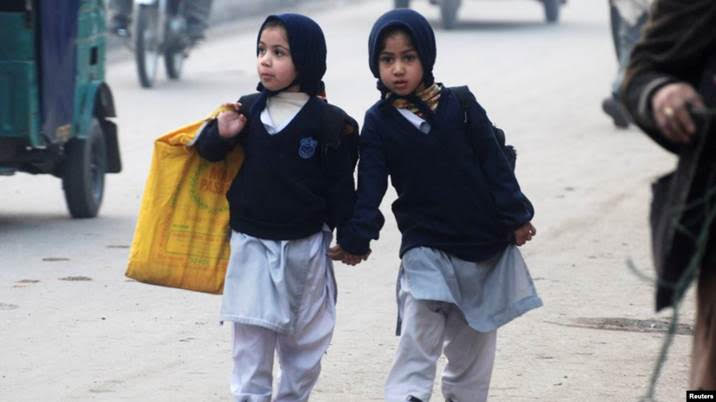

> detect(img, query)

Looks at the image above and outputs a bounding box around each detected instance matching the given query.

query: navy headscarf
[368,8,436,95]
[255,13,327,103]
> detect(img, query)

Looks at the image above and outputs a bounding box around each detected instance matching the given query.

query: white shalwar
[220,93,336,402]
[385,245,542,402]
[222,228,336,402]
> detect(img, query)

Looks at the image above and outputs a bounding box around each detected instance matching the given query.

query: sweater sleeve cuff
[205,120,236,144]
[337,229,371,256]
[637,76,676,129]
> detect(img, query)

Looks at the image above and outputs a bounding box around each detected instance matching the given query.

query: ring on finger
[663,106,675,118]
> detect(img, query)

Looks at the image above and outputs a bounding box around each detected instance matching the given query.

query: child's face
[257,25,298,92]
[378,31,423,96]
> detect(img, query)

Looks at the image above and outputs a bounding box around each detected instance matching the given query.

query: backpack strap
[450,85,508,146]
[237,93,261,122]
[449,86,516,169]
[234,94,359,170]
[321,102,345,149]
[320,101,360,171]
[450,85,472,124]
[237,94,352,148]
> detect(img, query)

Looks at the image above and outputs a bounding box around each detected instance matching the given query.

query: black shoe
[601,97,630,128]
[186,22,206,46]
[110,16,130,37]
[188,33,205,47]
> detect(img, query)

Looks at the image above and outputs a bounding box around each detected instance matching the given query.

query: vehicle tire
[164,45,185,80]
[394,0,410,8]
[135,4,161,88]
[63,118,107,218]
[440,0,461,30]
[544,0,560,23]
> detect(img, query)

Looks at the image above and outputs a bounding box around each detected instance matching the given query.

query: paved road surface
[0,1,694,401]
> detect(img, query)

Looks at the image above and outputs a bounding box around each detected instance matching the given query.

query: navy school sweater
[195,95,358,240]
[338,87,534,262]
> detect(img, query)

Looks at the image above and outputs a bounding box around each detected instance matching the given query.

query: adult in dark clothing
[622,0,716,389]
[601,0,651,128]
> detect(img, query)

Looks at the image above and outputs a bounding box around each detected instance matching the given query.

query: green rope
[627,98,716,402]
[631,186,716,401]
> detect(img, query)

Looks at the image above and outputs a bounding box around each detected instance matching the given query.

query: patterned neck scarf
[387,82,443,119]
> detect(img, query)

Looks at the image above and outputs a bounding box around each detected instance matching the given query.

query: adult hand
[651,83,705,144]
[217,102,247,139]
[514,222,536,246]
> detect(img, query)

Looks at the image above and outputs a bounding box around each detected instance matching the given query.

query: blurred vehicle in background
[394,0,566,29]
[0,0,121,218]
[111,0,212,88]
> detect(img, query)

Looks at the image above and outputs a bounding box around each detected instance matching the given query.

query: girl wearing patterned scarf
[329,8,540,402]
[368,9,442,123]
[195,13,359,402]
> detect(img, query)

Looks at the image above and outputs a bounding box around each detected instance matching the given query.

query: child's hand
[217,102,247,139]
[327,244,370,266]
[514,222,536,246]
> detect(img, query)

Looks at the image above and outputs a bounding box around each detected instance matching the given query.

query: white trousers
[230,294,335,402]
[228,232,336,402]
[385,290,497,402]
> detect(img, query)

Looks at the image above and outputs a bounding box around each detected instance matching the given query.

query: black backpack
[450,86,517,170]
[237,93,359,170]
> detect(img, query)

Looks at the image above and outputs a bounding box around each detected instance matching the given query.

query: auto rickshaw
[0,0,121,218]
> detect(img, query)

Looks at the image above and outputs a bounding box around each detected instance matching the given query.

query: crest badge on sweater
[298,137,318,159]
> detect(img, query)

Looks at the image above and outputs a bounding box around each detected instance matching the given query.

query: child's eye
[258,46,266,55]
[404,54,417,62]
[380,56,394,64]
[274,49,285,57]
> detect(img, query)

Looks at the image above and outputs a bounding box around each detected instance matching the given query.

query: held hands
[217,102,247,139]
[327,245,370,266]
[651,83,705,144]
[514,222,536,246]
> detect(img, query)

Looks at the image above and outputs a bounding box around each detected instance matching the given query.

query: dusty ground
[0,1,696,401]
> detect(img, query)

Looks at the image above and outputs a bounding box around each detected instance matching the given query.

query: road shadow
[426,17,549,32]
[0,212,131,237]
[425,18,606,34]
[545,317,694,336]
[0,212,70,227]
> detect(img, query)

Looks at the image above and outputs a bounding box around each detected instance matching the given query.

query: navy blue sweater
[338,87,534,262]
[196,96,358,240]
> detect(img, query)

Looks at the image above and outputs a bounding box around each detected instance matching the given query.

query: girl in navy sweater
[329,9,542,402]
[196,14,357,402]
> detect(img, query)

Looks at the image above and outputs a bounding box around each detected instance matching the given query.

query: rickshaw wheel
[440,0,461,30]
[63,118,107,218]
[165,46,185,80]
[135,4,161,88]
[544,0,560,23]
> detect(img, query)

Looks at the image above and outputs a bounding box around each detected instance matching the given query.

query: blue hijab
[368,8,436,95]
[255,13,327,98]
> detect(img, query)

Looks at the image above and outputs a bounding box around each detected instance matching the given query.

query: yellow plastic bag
[126,106,242,294]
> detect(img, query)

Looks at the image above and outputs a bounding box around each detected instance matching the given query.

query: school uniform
[225,226,335,402]
[195,13,357,402]
[339,9,542,402]
[347,102,541,402]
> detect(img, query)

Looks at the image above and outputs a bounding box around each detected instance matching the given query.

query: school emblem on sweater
[298,137,318,159]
